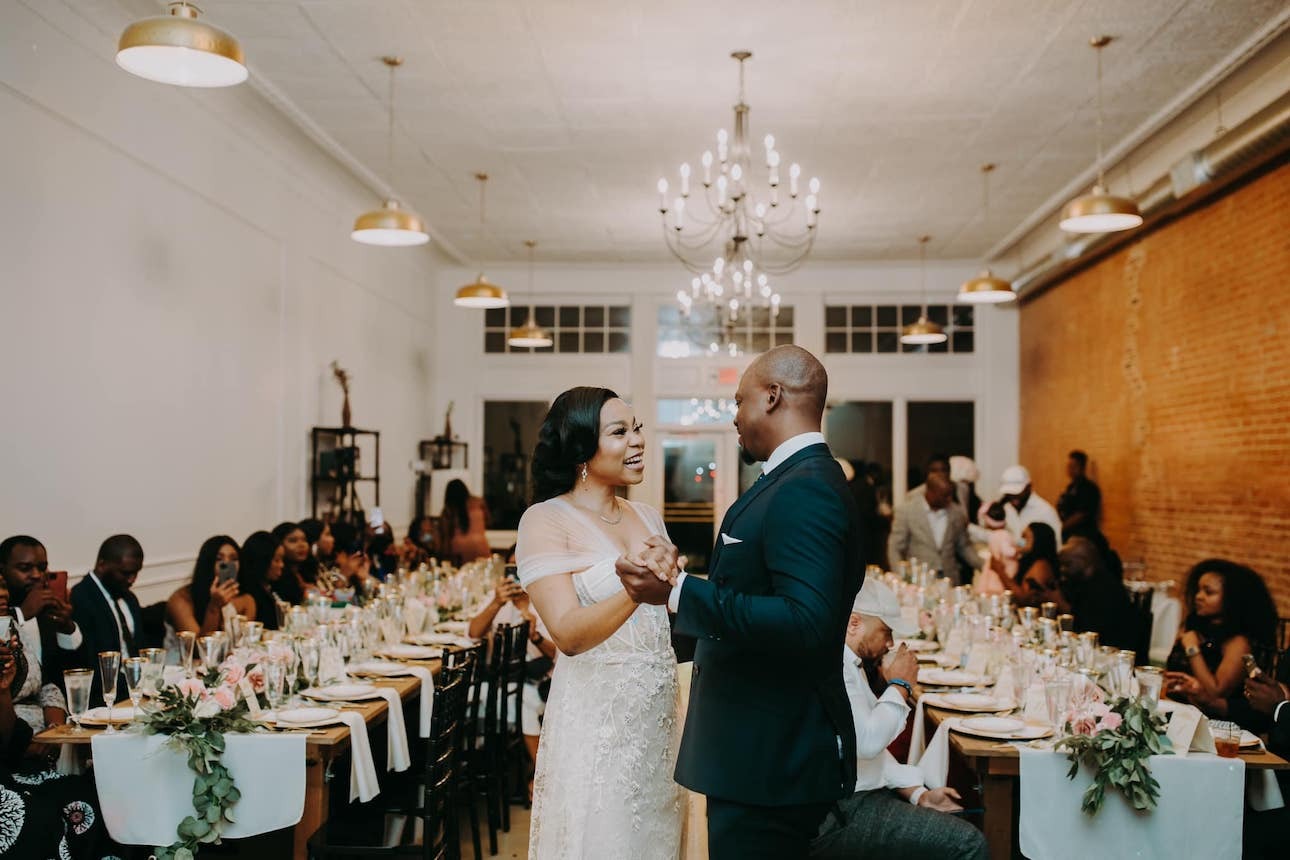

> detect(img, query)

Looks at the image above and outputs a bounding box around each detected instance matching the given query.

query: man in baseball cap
[997,464,1063,544]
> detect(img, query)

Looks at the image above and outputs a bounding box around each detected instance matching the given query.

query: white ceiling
[93,1,1290,262]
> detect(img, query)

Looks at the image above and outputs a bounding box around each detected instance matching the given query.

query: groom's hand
[615,555,672,605]
[638,535,682,584]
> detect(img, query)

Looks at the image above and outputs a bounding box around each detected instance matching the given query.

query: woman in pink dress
[974,501,1017,595]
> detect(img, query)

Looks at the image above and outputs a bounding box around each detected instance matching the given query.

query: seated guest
[330,521,374,593]
[1010,523,1061,608]
[1164,559,1276,707]
[400,516,436,568]
[999,465,1063,544]
[165,535,247,637]
[973,502,1017,595]
[365,521,400,580]
[237,531,286,630]
[0,536,80,746]
[70,535,152,700]
[811,578,987,860]
[888,473,980,585]
[1056,538,1137,650]
[1242,666,1290,858]
[439,479,492,565]
[271,521,312,606]
[298,518,328,585]
[0,618,120,859]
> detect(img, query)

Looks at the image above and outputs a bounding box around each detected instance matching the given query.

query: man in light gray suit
[887,474,980,585]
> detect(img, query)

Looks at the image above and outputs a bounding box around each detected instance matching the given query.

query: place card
[237,678,263,719]
[222,603,237,633]
[1165,703,1215,757]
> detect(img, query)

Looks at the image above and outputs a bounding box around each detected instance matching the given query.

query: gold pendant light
[454,174,510,308]
[508,241,553,349]
[959,164,1016,304]
[116,2,247,88]
[352,57,430,247]
[901,236,947,346]
[1060,37,1143,234]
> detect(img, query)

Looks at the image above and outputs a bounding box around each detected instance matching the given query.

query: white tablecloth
[92,732,306,845]
[1018,748,1244,860]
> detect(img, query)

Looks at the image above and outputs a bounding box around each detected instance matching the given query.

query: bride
[516,387,682,860]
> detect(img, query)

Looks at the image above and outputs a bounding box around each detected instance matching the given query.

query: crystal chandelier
[659,52,821,324]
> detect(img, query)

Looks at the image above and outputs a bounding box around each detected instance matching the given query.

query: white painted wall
[1,2,449,604]
[432,261,1021,515]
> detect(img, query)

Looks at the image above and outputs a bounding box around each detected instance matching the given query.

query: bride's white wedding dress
[516,497,682,860]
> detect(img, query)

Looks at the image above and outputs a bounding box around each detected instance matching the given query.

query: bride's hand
[637,536,680,585]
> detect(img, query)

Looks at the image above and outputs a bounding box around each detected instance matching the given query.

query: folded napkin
[404,601,429,637]
[377,687,411,772]
[338,710,381,802]
[910,715,958,788]
[909,696,929,761]
[410,632,476,648]
[404,665,435,738]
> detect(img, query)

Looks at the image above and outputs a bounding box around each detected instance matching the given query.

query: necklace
[571,495,623,525]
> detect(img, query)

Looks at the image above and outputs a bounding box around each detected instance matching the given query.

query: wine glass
[298,637,320,695]
[63,669,93,733]
[122,657,147,722]
[178,631,197,678]
[98,651,121,733]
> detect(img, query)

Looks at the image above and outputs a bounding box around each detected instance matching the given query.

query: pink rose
[220,660,246,686]
[1089,702,1112,720]
[177,678,208,700]
[1096,712,1123,732]
[246,667,266,694]
[1069,715,1098,736]
[212,685,238,711]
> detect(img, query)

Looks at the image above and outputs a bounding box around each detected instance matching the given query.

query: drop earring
[581,464,589,484]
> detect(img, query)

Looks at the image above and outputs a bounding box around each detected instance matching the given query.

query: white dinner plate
[301,683,382,702]
[349,661,417,677]
[895,639,939,652]
[269,707,344,729]
[80,706,136,726]
[408,633,475,648]
[918,668,989,686]
[952,715,1053,741]
[930,693,1016,713]
[378,644,443,661]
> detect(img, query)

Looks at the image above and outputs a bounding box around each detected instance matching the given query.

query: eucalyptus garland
[1055,696,1173,815]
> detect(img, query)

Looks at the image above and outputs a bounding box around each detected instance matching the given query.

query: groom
[618,345,864,859]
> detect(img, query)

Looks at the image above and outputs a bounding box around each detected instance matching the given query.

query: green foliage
[140,684,261,858]
[1055,696,1173,816]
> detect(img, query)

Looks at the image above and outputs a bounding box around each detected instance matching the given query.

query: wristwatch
[1185,644,1201,658]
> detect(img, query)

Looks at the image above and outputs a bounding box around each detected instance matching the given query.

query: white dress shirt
[12,606,83,662]
[668,431,827,611]
[1004,493,1063,544]
[924,499,950,549]
[841,646,924,793]
[90,572,136,655]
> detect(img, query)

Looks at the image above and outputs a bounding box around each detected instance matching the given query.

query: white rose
[193,699,222,719]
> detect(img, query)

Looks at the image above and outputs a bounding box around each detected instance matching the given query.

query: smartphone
[46,570,69,603]
[505,564,519,583]
[215,561,239,584]
[369,507,385,529]
[1242,654,1263,679]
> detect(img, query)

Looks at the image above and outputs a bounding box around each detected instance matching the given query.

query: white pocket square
[720,533,743,545]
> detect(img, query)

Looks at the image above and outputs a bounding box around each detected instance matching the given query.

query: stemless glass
[122,657,147,721]
[139,647,166,695]
[98,651,122,733]
[178,631,197,678]
[243,621,265,648]
[1044,677,1072,731]
[264,661,286,711]
[1135,666,1164,709]
[198,635,222,674]
[64,669,93,733]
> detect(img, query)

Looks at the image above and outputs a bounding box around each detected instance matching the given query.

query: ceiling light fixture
[351,56,430,247]
[507,241,553,349]
[1059,36,1143,234]
[958,164,1016,304]
[901,236,947,346]
[116,2,248,88]
[454,174,509,308]
[660,52,814,324]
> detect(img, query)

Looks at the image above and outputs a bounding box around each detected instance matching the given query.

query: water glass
[263,661,286,711]
[198,635,222,673]
[178,631,197,678]
[1044,677,1072,731]
[243,621,265,648]
[1040,601,1058,620]
[1213,720,1241,758]
[64,669,93,733]
[1135,666,1164,709]
[123,657,147,721]
[1114,651,1136,697]
[139,647,166,695]
[1057,613,1075,633]
[98,651,122,732]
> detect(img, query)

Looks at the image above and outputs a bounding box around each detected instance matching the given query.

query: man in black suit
[70,534,149,700]
[618,345,864,859]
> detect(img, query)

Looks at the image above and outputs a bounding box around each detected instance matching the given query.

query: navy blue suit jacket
[672,443,865,806]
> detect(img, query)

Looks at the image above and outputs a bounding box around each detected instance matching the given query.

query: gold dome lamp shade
[116,3,248,88]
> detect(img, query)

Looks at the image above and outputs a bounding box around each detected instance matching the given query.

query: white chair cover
[92,732,306,846]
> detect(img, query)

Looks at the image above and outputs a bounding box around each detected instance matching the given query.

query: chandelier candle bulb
[702,151,713,184]
[679,162,691,196]
[764,134,775,151]
[657,178,669,211]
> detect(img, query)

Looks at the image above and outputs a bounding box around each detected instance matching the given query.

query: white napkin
[908,696,929,761]
[339,710,381,802]
[1246,735,1286,811]
[910,716,958,788]
[377,687,411,772]
[405,665,435,738]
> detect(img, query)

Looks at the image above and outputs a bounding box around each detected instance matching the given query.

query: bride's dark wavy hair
[532,387,619,502]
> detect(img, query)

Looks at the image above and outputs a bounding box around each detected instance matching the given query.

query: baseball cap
[999,464,1031,496]
[852,578,917,637]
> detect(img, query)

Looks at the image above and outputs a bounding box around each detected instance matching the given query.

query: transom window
[484,305,630,354]
[824,304,975,354]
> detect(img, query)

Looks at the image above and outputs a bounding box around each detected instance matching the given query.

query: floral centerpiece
[1054,683,1172,815]
[138,655,269,860]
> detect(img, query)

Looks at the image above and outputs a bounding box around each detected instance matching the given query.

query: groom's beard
[738,445,758,467]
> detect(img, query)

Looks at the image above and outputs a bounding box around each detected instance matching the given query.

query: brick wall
[1020,159,1290,614]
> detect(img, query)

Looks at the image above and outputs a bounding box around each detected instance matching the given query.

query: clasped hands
[615,536,687,606]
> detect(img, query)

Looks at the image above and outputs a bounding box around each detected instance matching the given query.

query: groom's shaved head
[748,345,829,419]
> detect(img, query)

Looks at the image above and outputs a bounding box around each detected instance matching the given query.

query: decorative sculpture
[330,361,352,427]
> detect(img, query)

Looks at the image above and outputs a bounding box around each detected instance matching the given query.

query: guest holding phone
[165,536,247,637]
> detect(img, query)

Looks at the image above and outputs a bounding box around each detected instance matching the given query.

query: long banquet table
[35,658,442,860]
[922,701,1290,859]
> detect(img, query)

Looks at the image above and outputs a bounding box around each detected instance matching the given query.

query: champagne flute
[178,631,197,678]
[98,651,121,733]
[298,638,320,694]
[64,669,93,733]
[122,657,147,722]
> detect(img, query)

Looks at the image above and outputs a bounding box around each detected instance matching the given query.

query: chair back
[445,643,486,754]
[499,621,530,738]
[422,660,470,859]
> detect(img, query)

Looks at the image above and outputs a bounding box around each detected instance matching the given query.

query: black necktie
[113,599,137,656]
